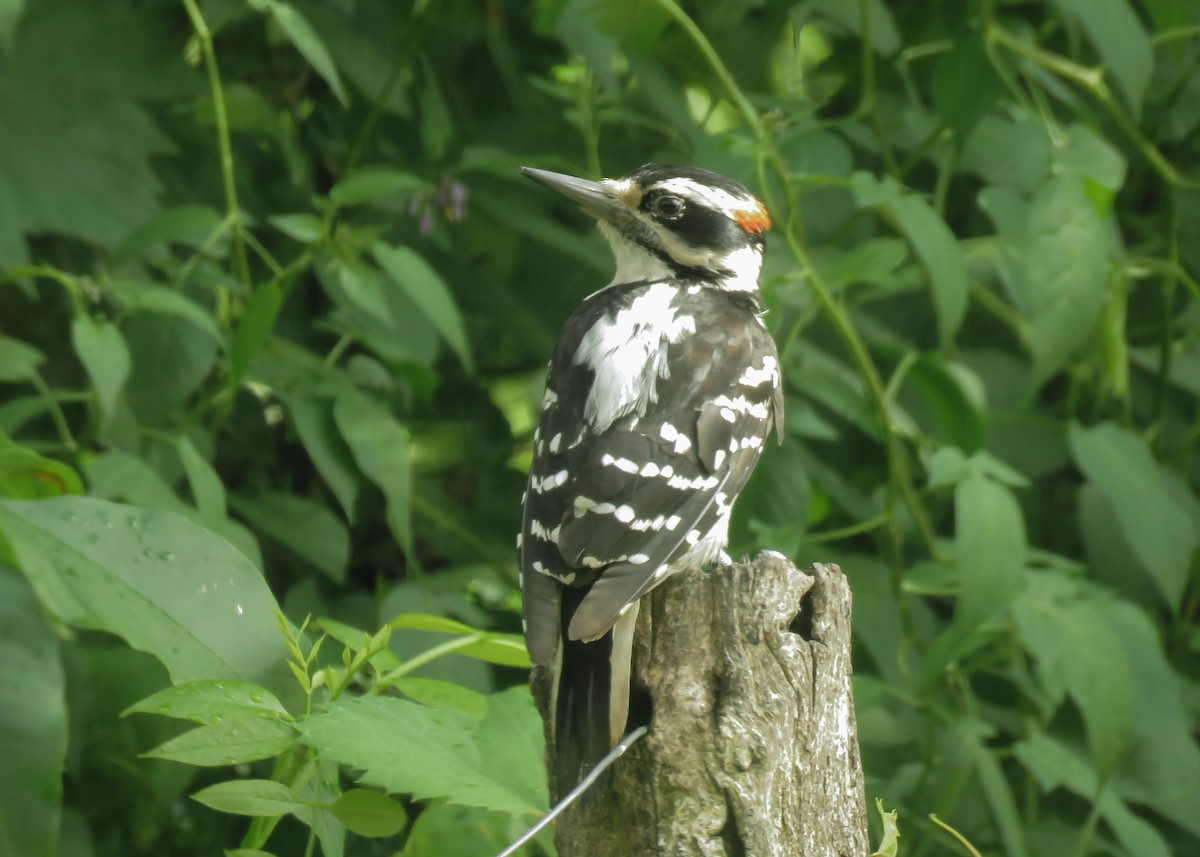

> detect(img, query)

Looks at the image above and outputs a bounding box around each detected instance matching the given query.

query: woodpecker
[517,163,783,798]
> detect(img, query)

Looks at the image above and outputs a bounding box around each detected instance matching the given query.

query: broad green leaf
[372,242,473,371]
[953,474,1025,633]
[932,33,1004,141]
[391,613,479,635]
[329,789,408,837]
[70,316,130,419]
[1069,421,1195,609]
[124,679,291,725]
[108,205,226,269]
[231,281,285,386]
[269,213,324,243]
[0,497,294,702]
[0,568,65,857]
[900,356,986,451]
[390,613,530,668]
[337,261,392,324]
[119,285,223,345]
[396,802,514,857]
[1096,599,1200,837]
[330,168,425,207]
[145,716,297,766]
[850,173,967,345]
[191,779,308,817]
[1015,735,1170,857]
[249,0,347,105]
[299,688,545,816]
[1023,176,1109,387]
[84,450,190,514]
[334,388,411,552]
[231,492,348,583]
[0,434,83,499]
[1051,0,1152,114]
[796,0,899,54]
[0,0,24,56]
[178,435,227,527]
[954,718,1027,857]
[1014,589,1134,776]
[0,0,183,260]
[283,391,361,522]
[0,334,44,381]
[394,678,488,719]
[294,757,347,857]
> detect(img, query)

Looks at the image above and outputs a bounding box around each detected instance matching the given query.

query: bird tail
[553,592,640,800]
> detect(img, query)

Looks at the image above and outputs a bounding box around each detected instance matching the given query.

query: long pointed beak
[520,167,626,222]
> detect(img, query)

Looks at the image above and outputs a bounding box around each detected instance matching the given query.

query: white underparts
[573,282,696,432]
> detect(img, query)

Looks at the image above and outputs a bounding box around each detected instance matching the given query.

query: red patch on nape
[734,201,771,234]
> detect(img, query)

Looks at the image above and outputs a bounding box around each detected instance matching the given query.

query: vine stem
[652,0,935,644]
[181,0,252,321]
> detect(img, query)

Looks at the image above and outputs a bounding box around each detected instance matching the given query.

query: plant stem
[181,0,252,320]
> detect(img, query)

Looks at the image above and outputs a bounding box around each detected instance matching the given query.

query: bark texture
[531,555,868,857]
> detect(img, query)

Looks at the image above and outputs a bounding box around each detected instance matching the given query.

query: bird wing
[554,323,781,642]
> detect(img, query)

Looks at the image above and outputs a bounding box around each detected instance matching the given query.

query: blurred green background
[0,0,1198,855]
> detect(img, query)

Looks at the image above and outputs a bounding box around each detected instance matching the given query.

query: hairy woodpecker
[518,163,784,797]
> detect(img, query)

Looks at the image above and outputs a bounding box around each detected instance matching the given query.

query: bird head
[521,163,770,293]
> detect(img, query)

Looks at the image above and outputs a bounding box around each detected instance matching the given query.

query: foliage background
[0,0,1198,855]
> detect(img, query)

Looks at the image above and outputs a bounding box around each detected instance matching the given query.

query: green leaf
[396,802,514,857]
[249,0,347,106]
[282,391,362,522]
[145,716,297,766]
[0,568,65,857]
[108,205,226,270]
[390,613,531,668]
[797,0,899,55]
[192,779,308,817]
[231,492,348,583]
[850,173,967,345]
[269,213,324,243]
[932,32,1004,141]
[372,242,473,371]
[393,678,488,719]
[70,316,130,419]
[334,388,411,552]
[330,168,426,207]
[231,281,285,387]
[299,688,546,816]
[178,435,227,527]
[0,0,182,260]
[124,679,292,725]
[0,334,44,381]
[329,789,408,837]
[337,261,393,324]
[953,473,1026,633]
[0,0,24,56]
[1051,0,1152,114]
[1069,422,1195,610]
[1023,176,1110,388]
[0,497,294,703]
[119,285,224,345]
[1015,734,1170,857]
[0,435,83,499]
[1014,587,1134,776]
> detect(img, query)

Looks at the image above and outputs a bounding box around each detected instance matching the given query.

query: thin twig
[494,726,650,857]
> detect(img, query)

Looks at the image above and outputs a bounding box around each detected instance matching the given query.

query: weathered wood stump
[530,555,869,856]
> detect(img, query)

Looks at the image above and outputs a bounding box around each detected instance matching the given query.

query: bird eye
[651,194,685,220]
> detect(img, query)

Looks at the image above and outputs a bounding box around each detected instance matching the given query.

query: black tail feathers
[554,620,615,800]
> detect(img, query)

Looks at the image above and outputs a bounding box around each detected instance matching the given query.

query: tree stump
[530,555,869,856]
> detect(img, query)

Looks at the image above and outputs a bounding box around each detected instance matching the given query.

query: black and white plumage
[517,163,783,798]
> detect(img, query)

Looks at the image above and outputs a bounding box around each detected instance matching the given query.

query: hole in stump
[789,588,815,641]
